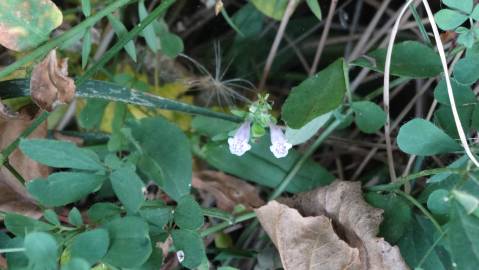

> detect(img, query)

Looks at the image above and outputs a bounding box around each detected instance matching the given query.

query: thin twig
[258,0,298,90]
[309,0,339,75]
[383,0,415,182]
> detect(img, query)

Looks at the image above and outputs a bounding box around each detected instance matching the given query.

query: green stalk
[0,0,133,80]
[200,211,256,237]
[366,167,466,192]
[395,190,444,233]
[269,116,345,200]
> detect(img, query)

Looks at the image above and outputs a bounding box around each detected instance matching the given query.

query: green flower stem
[269,115,346,200]
[200,211,256,237]
[366,167,466,192]
[0,0,133,80]
[395,189,444,233]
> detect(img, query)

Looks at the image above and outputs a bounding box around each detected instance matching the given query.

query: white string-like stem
[384,0,479,171]
[384,0,414,182]
[421,0,479,167]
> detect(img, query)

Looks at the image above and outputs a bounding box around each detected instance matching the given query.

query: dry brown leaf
[0,105,49,217]
[30,49,76,111]
[193,170,264,211]
[256,180,409,270]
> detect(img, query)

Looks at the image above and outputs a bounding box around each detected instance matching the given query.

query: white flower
[228,121,252,156]
[269,124,292,158]
[176,250,185,262]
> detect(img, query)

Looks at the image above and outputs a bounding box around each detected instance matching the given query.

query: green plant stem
[200,211,256,237]
[269,116,344,200]
[3,162,26,184]
[0,0,133,80]
[0,111,49,165]
[0,248,25,253]
[201,207,234,223]
[366,167,466,192]
[395,190,444,234]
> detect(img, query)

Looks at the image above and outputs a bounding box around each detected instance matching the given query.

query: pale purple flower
[269,124,292,158]
[228,121,252,156]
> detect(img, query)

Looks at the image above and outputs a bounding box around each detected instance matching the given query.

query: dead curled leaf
[30,49,76,111]
[255,180,409,270]
[193,170,264,211]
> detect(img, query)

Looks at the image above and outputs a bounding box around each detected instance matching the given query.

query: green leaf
[131,117,192,201]
[457,29,475,48]
[68,207,84,227]
[397,119,461,155]
[434,78,476,106]
[160,32,183,58]
[108,15,137,62]
[62,258,90,270]
[6,237,29,269]
[250,0,288,20]
[434,9,468,30]
[140,207,172,228]
[28,172,106,207]
[24,232,58,270]
[202,136,334,193]
[103,216,152,268]
[19,139,104,171]
[443,0,473,13]
[174,195,204,230]
[352,41,442,78]
[434,105,473,139]
[88,202,122,224]
[306,0,321,21]
[285,112,331,145]
[454,55,479,85]
[110,164,145,214]
[71,229,110,266]
[43,209,60,226]
[351,101,386,133]
[139,0,159,52]
[282,58,347,128]
[0,0,63,51]
[128,249,163,270]
[365,193,412,243]
[232,4,263,40]
[5,213,54,236]
[427,189,451,215]
[81,0,91,17]
[471,5,479,20]
[398,215,451,269]
[82,29,92,69]
[171,229,206,269]
[452,190,479,217]
[448,201,479,270]
[79,98,108,129]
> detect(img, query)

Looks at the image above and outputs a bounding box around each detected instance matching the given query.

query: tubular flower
[269,124,292,158]
[228,121,252,156]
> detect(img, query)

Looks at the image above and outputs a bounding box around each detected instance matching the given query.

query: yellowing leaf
[0,0,63,51]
